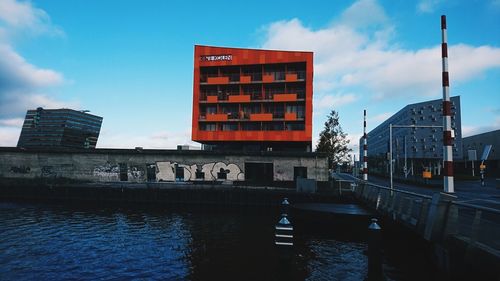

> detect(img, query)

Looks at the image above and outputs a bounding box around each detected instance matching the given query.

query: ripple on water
[0,202,437,281]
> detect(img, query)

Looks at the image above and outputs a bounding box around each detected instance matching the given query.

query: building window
[222,123,238,131]
[286,123,304,131]
[201,123,216,131]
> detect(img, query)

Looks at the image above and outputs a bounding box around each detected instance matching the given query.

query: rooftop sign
[200,54,232,62]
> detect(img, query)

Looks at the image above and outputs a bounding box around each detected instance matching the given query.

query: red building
[192,45,313,151]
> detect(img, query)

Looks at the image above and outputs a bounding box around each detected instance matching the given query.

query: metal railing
[451,201,500,253]
[338,178,500,256]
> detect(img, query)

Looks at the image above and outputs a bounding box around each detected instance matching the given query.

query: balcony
[207,77,229,84]
[228,95,251,103]
[273,93,297,102]
[262,74,274,83]
[240,76,252,83]
[285,73,298,81]
[284,112,297,121]
[250,113,273,121]
[206,96,218,103]
[205,114,228,121]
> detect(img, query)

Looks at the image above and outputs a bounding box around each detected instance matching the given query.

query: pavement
[334,172,500,210]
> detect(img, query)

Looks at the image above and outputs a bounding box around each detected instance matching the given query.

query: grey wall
[0,149,329,183]
[462,129,500,161]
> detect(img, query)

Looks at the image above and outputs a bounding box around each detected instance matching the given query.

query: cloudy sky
[0,0,499,154]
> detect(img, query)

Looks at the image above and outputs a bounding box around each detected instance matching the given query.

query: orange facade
[192,45,313,145]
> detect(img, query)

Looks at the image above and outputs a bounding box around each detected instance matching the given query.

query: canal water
[0,202,437,281]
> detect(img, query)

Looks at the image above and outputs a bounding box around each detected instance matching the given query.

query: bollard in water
[281,197,290,215]
[275,198,293,258]
[275,214,293,246]
[367,218,384,281]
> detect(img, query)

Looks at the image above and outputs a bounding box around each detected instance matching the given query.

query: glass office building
[17,108,103,149]
[360,96,462,176]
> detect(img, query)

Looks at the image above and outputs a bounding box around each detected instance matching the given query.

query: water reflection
[0,202,435,280]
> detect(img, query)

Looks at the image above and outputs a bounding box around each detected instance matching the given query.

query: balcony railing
[205,114,228,121]
[199,112,304,121]
[249,113,273,121]
[228,95,251,103]
[200,92,305,103]
[200,71,305,84]
[273,94,297,102]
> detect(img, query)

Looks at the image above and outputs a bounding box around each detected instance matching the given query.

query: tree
[316,110,352,169]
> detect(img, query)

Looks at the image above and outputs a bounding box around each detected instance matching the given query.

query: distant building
[17,107,103,149]
[191,45,313,152]
[460,129,499,177]
[360,96,462,177]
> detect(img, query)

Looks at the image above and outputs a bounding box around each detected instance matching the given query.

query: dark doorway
[119,163,128,181]
[146,164,156,182]
[294,166,307,180]
[245,162,273,184]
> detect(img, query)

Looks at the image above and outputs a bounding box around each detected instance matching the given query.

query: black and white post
[363,109,368,181]
[441,15,454,193]
[275,198,293,257]
[367,218,384,281]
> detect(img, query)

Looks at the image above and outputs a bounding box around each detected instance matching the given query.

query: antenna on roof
[81,110,90,113]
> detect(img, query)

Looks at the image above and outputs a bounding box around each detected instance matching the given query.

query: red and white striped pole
[363,109,368,181]
[441,15,454,193]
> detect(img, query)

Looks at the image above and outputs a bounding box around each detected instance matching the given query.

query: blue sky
[0,0,499,153]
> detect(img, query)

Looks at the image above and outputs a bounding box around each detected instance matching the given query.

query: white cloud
[259,0,500,103]
[369,112,394,124]
[97,129,200,149]
[0,44,64,91]
[0,118,24,127]
[462,117,500,137]
[339,0,388,28]
[417,0,443,13]
[347,133,362,151]
[315,93,358,110]
[0,126,21,146]
[0,0,63,36]
[0,0,71,148]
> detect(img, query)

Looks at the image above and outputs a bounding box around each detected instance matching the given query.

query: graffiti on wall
[156,161,244,182]
[41,166,53,177]
[93,163,120,180]
[91,161,244,182]
[10,166,30,174]
[128,166,145,180]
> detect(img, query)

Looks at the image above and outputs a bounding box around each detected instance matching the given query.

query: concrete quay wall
[0,148,329,183]
[0,179,348,210]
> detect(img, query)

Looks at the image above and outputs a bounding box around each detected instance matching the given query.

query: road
[334,172,500,210]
